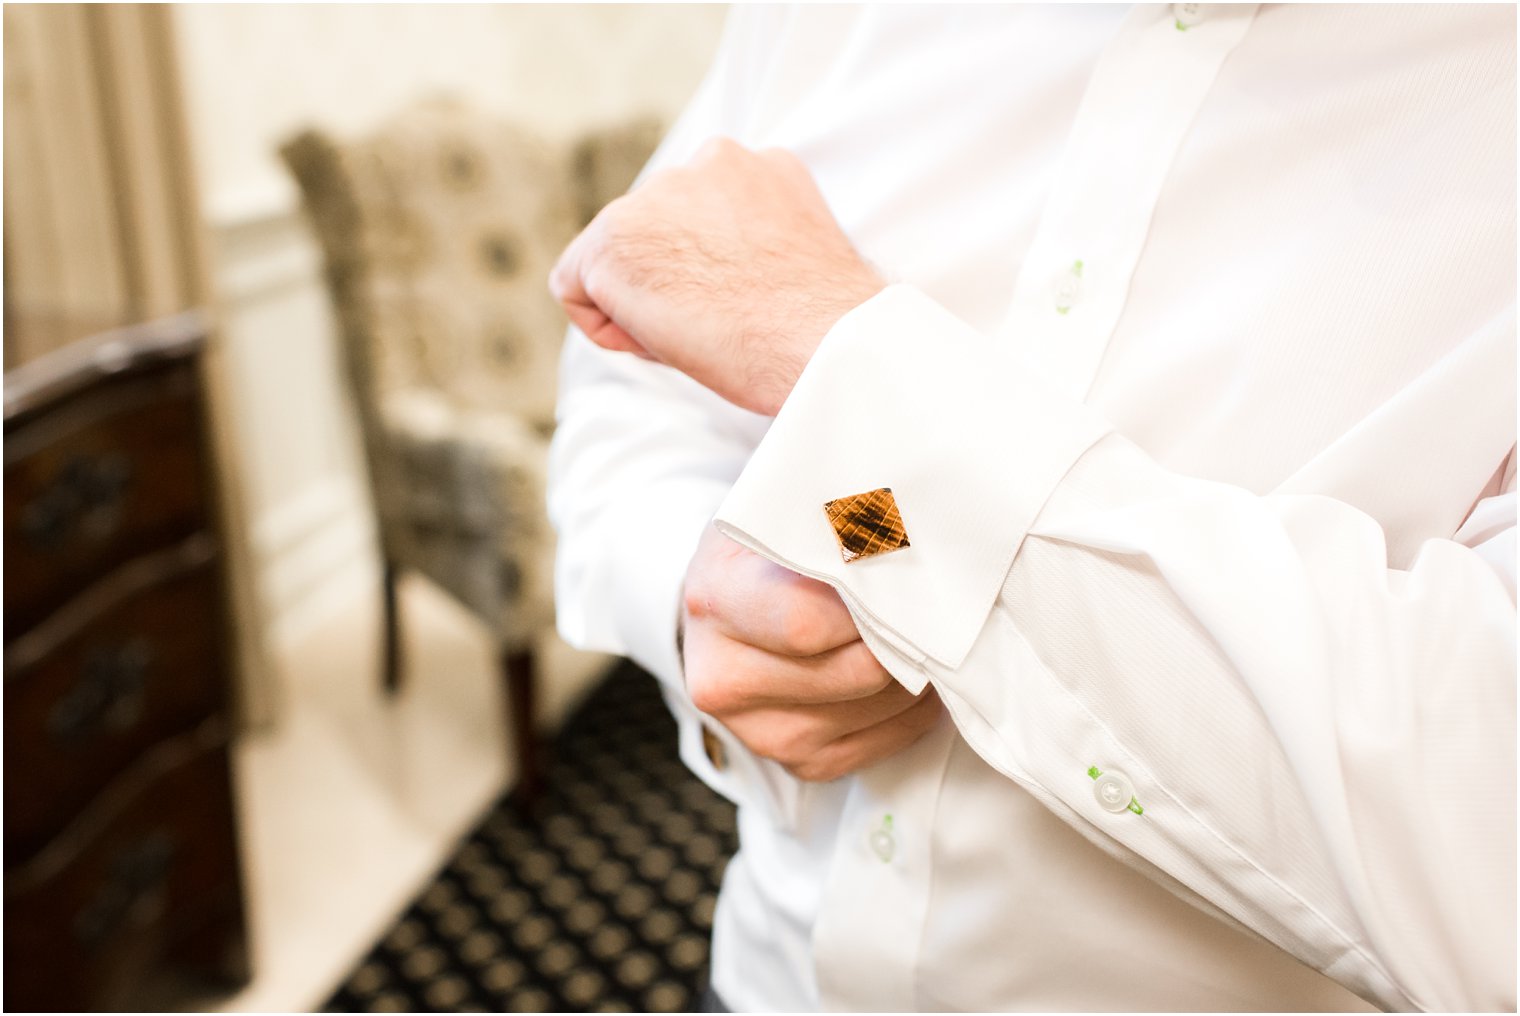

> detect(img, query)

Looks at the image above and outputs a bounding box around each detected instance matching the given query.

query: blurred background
[4,5,730,1011]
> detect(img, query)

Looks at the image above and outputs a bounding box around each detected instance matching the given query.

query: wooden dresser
[4,314,251,1010]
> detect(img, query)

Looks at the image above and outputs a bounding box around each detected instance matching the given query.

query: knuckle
[748,733,788,765]
[748,724,805,766]
[589,206,626,250]
[682,546,726,623]
[780,723,824,764]
[759,145,803,169]
[685,670,732,717]
[846,644,892,696]
[597,191,632,222]
[686,681,723,717]
[778,580,850,656]
[596,190,657,245]
[783,758,816,781]
[697,135,740,157]
[788,755,844,784]
[777,601,823,655]
[692,137,732,166]
[759,146,811,184]
[640,165,687,197]
[681,578,713,623]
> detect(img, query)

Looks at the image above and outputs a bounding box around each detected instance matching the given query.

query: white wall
[177,4,729,225]
[171,5,728,682]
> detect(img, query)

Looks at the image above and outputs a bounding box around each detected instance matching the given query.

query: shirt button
[1093,770,1135,813]
[1173,3,1204,29]
[1052,258,1084,315]
[869,815,895,863]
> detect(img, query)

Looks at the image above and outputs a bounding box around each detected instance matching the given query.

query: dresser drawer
[3,726,248,1012]
[4,538,228,862]
[4,366,210,637]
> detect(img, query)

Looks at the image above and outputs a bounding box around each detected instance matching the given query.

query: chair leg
[382,560,403,695]
[503,648,544,808]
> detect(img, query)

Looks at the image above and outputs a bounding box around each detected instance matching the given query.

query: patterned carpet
[324,661,738,1013]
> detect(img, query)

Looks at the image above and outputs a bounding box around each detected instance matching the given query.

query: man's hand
[680,526,943,782]
[550,138,884,417]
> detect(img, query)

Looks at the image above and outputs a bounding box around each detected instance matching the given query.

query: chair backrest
[570,116,666,231]
[282,99,663,437]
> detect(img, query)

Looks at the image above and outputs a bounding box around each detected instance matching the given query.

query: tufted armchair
[281,99,662,802]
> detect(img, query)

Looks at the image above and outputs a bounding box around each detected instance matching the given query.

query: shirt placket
[811,720,956,1012]
[809,6,1261,1011]
[1001,3,1260,400]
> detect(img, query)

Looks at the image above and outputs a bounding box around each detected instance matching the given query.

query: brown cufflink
[823,487,910,563]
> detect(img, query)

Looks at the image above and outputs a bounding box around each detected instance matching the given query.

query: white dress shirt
[549,5,1516,1011]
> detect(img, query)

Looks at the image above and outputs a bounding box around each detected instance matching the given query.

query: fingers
[684,531,858,657]
[549,211,652,359]
[719,679,922,755]
[684,627,893,711]
[783,688,945,784]
[700,564,857,657]
[571,305,651,359]
[697,651,943,784]
[679,518,946,783]
[547,228,593,319]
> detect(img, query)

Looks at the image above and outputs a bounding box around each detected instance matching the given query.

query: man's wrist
[767,273,886,415]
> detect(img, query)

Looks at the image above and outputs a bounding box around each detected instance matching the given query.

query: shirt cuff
[713,284,1112,674]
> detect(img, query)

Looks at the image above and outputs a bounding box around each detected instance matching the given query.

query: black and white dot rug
[324,661,738,1013]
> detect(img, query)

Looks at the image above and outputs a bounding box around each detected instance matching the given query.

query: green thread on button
[1175,18,1189,31]
[1055,259,1085,316]
[1088,765,1145,816]
[868,814,896,863]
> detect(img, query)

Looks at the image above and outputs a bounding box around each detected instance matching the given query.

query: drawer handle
[21,452,135,552]
[73,831,177,950]
[48,640,152,742]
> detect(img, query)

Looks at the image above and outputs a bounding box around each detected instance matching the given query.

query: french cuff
[714,284,1111,676]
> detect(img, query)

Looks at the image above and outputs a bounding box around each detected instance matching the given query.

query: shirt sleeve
[712,284,1517,1012]
[548,5,806,803]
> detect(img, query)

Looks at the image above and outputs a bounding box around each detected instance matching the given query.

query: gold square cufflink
[823,487,911,563]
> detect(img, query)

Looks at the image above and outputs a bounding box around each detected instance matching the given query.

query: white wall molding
[253,472,366,568]
[204,173,300,233]
[208,180,376,662]
[256,478,377,652]
[208,186,322,307]
[215,231,322,308]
